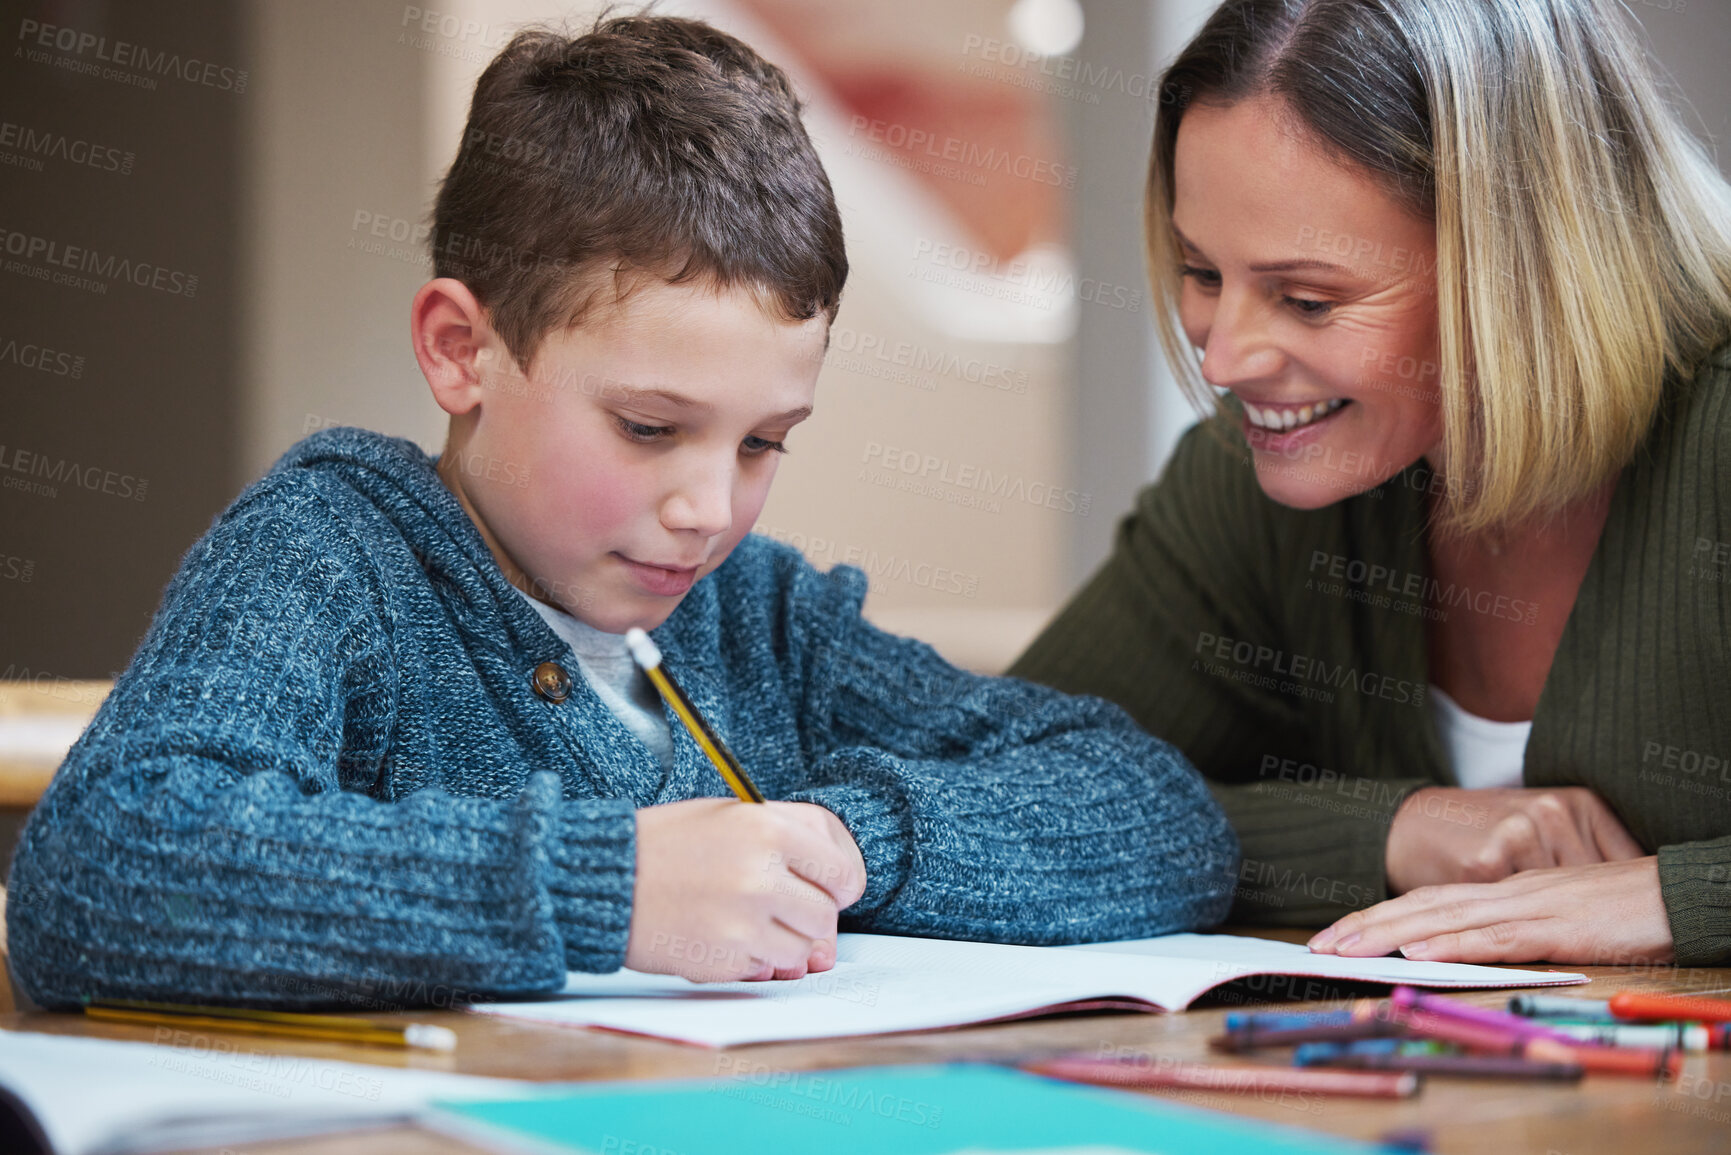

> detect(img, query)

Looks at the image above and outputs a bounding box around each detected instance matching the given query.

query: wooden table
[9,929,1729,1154]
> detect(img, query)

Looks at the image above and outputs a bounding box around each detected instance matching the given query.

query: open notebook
[0,1030,531,1155]
[468,931,1588,1048]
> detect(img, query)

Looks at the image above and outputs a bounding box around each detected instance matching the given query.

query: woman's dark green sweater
[1012,346,1731,966]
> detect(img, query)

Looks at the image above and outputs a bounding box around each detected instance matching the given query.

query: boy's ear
[411,278,503,417]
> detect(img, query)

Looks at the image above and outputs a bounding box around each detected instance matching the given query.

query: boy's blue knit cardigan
[7,428,1238,1009]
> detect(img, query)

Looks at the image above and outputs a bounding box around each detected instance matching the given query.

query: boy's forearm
[6,769,635,1009]
[788,725,1239,946]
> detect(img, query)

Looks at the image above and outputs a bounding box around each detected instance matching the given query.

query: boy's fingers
[815,812,868,905]
[806,937,837,973]
[765,874,839,943]
[768,917,820,974]
[780,825,864,908]
[726,920,816,983]
[789,853,863,909]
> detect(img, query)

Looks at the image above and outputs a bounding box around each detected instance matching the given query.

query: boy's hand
[1383,786,1644,895]
[625,799,867,982]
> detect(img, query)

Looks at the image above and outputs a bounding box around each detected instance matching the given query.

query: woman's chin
[1251,458,1378,510]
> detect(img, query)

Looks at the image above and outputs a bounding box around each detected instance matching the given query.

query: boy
[7,16,1235,1009]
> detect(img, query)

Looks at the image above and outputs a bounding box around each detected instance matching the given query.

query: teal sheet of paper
[432,1063,1401,1155]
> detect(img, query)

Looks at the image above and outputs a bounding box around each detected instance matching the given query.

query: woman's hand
[1385,786,1645,894]
[625,799,867,982]
[1308,857,1673,965]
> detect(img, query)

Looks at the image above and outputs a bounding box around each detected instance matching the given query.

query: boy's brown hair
[432,15,847,371]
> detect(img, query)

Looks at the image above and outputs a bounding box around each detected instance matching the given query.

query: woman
[1011,0,1731,966]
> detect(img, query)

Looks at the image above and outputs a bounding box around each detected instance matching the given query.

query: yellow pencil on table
[83,998,458,1051]
[626,627,765,803]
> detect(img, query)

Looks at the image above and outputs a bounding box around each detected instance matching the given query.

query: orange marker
[1610,991,1731,1024]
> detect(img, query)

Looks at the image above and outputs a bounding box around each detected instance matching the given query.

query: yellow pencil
[625,628,765,803]
[84,998,457,1051]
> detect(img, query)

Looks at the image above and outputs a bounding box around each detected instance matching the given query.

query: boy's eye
[742,435,788,456]
[616,416,674,442]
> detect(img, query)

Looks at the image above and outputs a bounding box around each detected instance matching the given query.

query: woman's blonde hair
[1147,0,1731,532]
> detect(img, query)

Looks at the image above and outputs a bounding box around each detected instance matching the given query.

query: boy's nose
[661,466,733,538]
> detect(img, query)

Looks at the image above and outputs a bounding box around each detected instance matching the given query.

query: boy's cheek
[732,467,779,534]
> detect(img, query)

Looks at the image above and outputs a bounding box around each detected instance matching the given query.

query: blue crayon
[1298,1038,1450,1062]
[1294,1040,1401,1064]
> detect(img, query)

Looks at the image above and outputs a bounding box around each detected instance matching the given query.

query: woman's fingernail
[1309,927,1339,950]
[1335,932,1362,953]
[1400,941,1429,959]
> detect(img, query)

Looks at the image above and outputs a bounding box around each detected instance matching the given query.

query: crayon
[1224,1010,1355,1032]
[1211,1018,1403,1052]
[1025,1056,1419,1099]
[1293,1040,1448,1063]
[1297,1051,1585,1081]
[1389,987,1587,1047]
[1399,1009,1680,1079]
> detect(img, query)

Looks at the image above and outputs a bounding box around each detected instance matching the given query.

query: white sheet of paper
[468,931,1586,1048]
[0,1029,531,1155]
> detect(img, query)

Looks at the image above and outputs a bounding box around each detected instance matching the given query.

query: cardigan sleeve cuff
[543,795,638,974]
[1657,836,1731,966]
[784,781,913,918]
[1217,776,1431,925]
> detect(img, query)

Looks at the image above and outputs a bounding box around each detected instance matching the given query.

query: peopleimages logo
[0,335,84,378]
[860,441,1091,516]
[0,121,134,174]
[0,443,148,501]
[845,115,1076,188]
[16,19,248,92]
[0,228,198,297]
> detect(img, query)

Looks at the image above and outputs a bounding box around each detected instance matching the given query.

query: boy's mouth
[616,553,701,598]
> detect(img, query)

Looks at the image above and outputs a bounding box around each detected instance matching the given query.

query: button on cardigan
[6,427,1238,1009]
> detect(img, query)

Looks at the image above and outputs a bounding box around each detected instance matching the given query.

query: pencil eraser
[625,627,661,670]
[405,1024,459,1052]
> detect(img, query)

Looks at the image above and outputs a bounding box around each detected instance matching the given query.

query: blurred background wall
[5,0,1728,681]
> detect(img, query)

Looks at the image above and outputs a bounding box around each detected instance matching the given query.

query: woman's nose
[1198,290,1283,388]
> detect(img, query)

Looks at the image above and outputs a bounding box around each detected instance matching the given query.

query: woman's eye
[1179,264,1221,288]
[1284,296,1335,317]
[742,435,788,456]
[616,417,673,442]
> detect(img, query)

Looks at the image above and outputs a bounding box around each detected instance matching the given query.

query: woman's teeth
[1244,398,1346,431]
